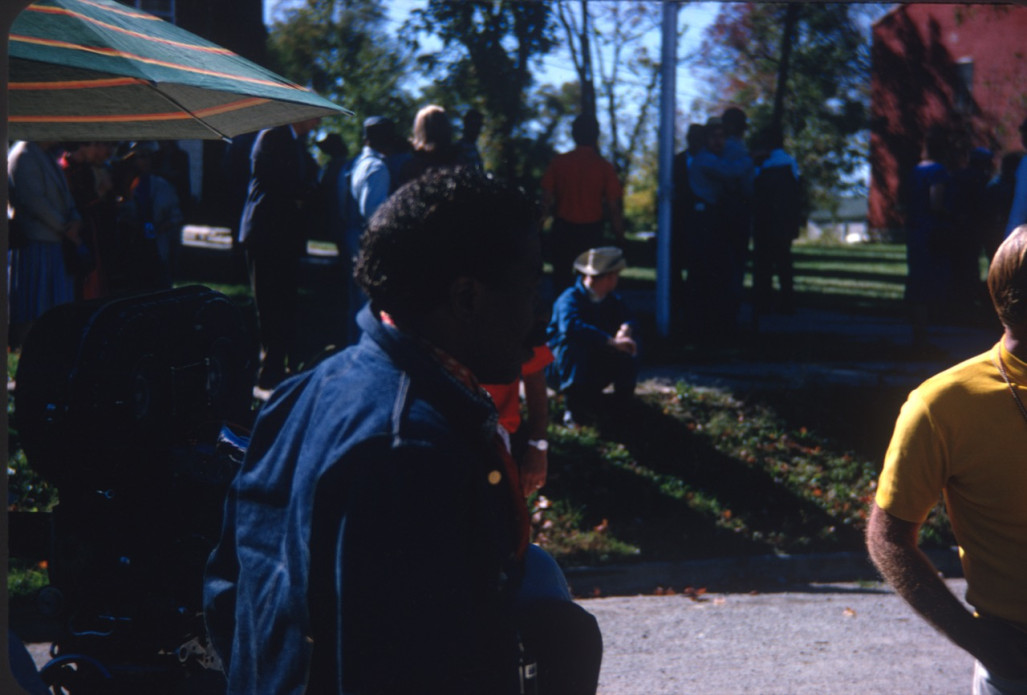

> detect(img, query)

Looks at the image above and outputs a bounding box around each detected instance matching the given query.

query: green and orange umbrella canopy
[8,0,349,141]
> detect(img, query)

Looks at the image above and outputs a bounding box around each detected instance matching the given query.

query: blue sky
[263,1,720,112]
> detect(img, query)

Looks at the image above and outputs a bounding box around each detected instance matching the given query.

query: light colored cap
[573,246,627,276]
[124,140,159,157]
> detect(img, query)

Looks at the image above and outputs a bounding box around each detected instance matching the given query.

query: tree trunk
[771,3,800,130]
[579,0,596,118]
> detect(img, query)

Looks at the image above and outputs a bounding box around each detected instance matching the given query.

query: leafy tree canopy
[267,0,415,156]
[696,2,879,207]
[411,0,556,183]
[553,1,665,186]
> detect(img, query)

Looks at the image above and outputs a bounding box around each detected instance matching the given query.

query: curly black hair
[354,168,539,322]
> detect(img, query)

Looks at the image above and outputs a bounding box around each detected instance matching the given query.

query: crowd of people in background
[7,138,187,349]
[904,120,1027,347]
[670,108,1027,353]
[12,106,1027,373]
[12,104,1027,385]
[233,104,491,390]
[673,107,806,344]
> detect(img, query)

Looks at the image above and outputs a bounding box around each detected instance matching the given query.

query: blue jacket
[546,277,637,392]
[204,305,525,694]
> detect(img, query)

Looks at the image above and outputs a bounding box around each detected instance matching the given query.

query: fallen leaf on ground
[683,586,708,602]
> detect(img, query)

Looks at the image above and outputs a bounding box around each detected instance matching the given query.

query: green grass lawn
[792,242,908,302]
[617,239,913,307]
[535,379,953,569]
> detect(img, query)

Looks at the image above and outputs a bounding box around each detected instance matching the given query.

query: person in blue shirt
[547,246,638,427]
[684,115,751,344]
[751,124,802,320]
[205,169,601,695]
[719,107,755,328]
[349,116,393,232]
[344,116,393,342]
[1004,117,1027,238]
[671,122,707,307]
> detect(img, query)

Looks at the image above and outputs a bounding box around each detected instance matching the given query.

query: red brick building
[869,3,1027,237]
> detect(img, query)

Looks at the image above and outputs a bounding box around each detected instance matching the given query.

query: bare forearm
[867,507,976,643]
[521,370,549,441]
[519,371,549,494]
[867,504,1027,676]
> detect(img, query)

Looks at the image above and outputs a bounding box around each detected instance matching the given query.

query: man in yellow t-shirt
[868,226,1027,694]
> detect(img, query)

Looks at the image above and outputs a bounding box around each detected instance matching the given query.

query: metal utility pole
[656,1,678,337]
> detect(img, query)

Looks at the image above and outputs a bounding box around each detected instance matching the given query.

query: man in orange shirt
[541,114,624,292]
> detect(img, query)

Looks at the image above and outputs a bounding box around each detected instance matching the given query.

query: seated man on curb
[867,225,1027,695]
[204,169,601,695]
[547,246,638,427]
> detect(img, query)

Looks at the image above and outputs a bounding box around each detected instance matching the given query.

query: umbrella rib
[141,81,231,141]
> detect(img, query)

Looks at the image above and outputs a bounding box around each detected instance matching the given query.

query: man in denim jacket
[205,170,599,694]
[547,247,638,428]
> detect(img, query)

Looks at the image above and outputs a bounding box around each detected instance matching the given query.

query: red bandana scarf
[380,311,529,559]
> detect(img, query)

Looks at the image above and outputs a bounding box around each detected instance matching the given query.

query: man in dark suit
[238,117,321,390]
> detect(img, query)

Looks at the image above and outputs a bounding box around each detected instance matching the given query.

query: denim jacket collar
[357,303,500,442]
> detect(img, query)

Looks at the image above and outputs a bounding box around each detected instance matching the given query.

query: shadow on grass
[747,382,910,463]
[643,318,943,369]
[545,396,866,567]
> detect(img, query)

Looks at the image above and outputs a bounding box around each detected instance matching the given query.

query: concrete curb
[564,548,962,596]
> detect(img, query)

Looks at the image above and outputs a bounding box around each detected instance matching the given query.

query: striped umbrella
[8,0,349,140]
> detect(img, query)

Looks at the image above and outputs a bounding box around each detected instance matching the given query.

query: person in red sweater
[541,114,624,293]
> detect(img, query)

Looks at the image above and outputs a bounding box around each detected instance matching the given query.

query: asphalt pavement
[582,578,973,695]
[22,577,974,695]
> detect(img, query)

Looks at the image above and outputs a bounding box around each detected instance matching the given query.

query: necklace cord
[993,346,1027,425]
